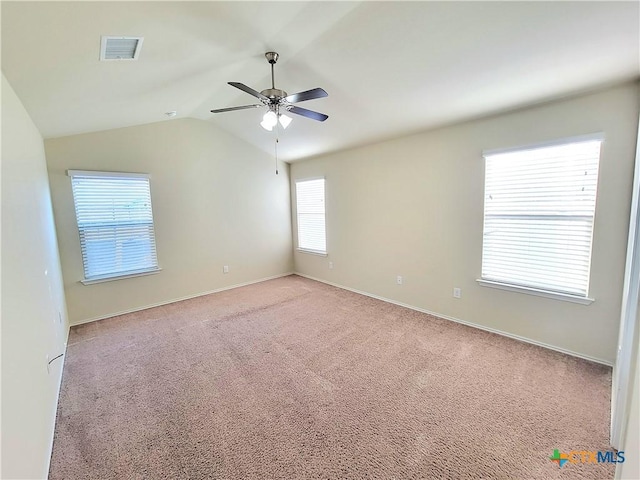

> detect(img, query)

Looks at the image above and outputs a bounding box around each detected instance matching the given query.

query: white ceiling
[2,1,639,162]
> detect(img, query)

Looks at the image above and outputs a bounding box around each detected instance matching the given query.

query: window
[479,135,602,301]
[68,170,159,284]
[296,178,326,254]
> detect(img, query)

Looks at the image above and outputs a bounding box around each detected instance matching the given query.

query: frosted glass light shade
[279,114,292,129]
[261,111,278,130]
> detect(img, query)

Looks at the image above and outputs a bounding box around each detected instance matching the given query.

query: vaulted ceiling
[2,1,639,161]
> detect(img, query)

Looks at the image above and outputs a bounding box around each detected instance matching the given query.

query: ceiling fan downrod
[265,51,279,89]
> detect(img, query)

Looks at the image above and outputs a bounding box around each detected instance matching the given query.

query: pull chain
[274,124,279,175]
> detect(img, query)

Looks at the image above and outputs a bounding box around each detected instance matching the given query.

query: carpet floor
[50,275,614,479]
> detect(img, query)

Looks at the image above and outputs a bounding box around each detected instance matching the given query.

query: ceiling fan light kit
[260,107,293,132]
[211,52,329,131]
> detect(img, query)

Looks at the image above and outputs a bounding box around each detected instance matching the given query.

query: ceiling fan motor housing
[261,88,288,102]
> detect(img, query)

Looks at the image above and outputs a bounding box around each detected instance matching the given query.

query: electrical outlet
[223,265,229,274]
[329,261,334,269]
[453,287,461,298]
[397,275,403,285]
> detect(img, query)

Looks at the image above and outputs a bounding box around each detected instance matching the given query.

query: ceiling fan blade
[228,82,269,101]
[285,88,328,104]
[210,104,262,114]
[289,106,328,122]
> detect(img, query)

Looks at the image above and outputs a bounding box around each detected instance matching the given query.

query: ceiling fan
[210,52,328,131]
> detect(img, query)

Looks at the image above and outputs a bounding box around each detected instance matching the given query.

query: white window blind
[69,170,159,283]
[481,137,602,297]
[296,178,326,254]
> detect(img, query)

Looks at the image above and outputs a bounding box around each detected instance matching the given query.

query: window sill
[476,279,594,305]
[296,248,328,257]
[81,267,162,285]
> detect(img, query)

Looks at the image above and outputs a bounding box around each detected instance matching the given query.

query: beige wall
[291,82,639,365]
[1,74,70,479]
[45,118,293,325]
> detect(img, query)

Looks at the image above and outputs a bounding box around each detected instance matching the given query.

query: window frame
[68,169,161,285]
[295,176,327,256]
[476,133,603,305]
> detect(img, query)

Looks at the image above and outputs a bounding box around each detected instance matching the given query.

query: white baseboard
[294,272,614,367]
[71,272,295,326]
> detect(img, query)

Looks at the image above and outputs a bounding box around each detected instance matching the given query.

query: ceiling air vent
[100,36,144,61]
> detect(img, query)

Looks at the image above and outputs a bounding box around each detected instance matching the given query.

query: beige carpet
[50,275,615,479]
